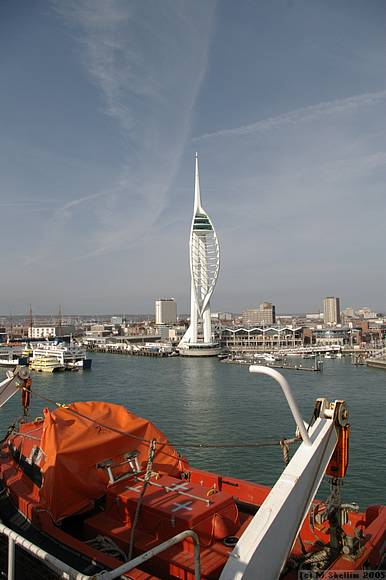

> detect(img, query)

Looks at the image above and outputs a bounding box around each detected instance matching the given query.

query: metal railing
[0,522,201,580]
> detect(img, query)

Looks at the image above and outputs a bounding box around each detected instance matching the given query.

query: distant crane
[57,304,63,337]
[28,304,33,338]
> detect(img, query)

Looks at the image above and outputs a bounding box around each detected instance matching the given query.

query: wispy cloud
[46,0,217,259]
[196,89,386,141]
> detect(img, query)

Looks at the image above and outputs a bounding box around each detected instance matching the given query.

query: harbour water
[1,354,384,508]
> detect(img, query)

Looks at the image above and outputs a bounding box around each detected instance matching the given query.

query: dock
[366,357,386,370]
[85,343,172,357]
[267,362,322,372]
[224,359,323,372]
[364,346,386,370]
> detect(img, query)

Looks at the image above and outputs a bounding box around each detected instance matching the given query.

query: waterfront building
[178,154,220,356]
[242,302,276,326]
[221,325,304,353]
[28,325,75,339]
[155,298,177,325]
[168,326,186,344]
[313,327,360,346]
[323,297,341,325]
[85,324,114,338]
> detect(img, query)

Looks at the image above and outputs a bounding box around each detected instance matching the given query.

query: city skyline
[1,297,384,320]
[1,2,385,314]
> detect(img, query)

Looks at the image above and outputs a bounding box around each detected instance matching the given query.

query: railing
[0,522,201,580]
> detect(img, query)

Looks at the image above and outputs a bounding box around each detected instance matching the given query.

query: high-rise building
[178,154,220,356]
[323,297,341,325]
[259,302,276,324]
[155,299,177,325]
[242,302,276,326]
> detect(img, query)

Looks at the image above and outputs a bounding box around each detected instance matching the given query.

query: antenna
[57,304,63,338]
[9,312,13,341]
[194,152,202,212]
[29,304,33,338]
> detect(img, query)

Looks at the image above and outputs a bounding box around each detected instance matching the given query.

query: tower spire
[178,154,220,356]
[194,152,202,212]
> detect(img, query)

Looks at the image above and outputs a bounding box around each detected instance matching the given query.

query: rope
[25,386,301,454]
[280,439,290,465]
[85,535,128,562]
[128,439,156,561]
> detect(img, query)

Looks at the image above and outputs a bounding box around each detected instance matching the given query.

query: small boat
[0,366,384,579]
[0,355,28,368]
[262,353,276,363]
[30,356,65,373]
[0,347,29,368]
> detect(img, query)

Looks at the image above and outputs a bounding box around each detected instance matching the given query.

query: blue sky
[1,0,385,315]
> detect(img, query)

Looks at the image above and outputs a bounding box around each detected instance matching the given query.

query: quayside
[0,366,384,579]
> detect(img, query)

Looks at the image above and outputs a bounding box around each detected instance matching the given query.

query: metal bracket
[97,451,141,485]
[314,398,349,426]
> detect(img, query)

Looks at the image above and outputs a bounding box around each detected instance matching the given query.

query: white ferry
[31,340,92,370]
[30,356,65,373]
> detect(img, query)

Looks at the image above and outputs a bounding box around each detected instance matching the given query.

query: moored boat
[0,346,29,369]
[31,339,92,370]
[30,356,65,373]
[0,366,384,579]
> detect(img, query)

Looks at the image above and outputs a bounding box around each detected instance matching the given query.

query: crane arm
[220,366,348,580]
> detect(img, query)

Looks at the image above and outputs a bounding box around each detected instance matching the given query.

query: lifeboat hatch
[83,474,241,577]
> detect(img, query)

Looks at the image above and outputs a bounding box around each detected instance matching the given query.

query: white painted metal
[220,367,339,580]
[249,365,311,445]
[0,521,83,579]
[179,154,220,352]
[8,536,15,580]
[0,366,29,409]
[0,522,201,580]
[100,530,201,579]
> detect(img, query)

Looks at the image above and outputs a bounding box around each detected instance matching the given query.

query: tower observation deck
[178,154,221,357]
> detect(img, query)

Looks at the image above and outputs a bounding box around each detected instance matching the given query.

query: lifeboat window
[9,444,42,488]
[29,446,43,466]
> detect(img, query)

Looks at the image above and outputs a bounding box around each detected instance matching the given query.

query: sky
[0,0,385,315]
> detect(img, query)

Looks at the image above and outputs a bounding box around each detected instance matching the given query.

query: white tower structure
[179,154,221,357]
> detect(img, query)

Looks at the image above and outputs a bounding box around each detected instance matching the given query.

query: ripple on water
[0,355,384,507]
